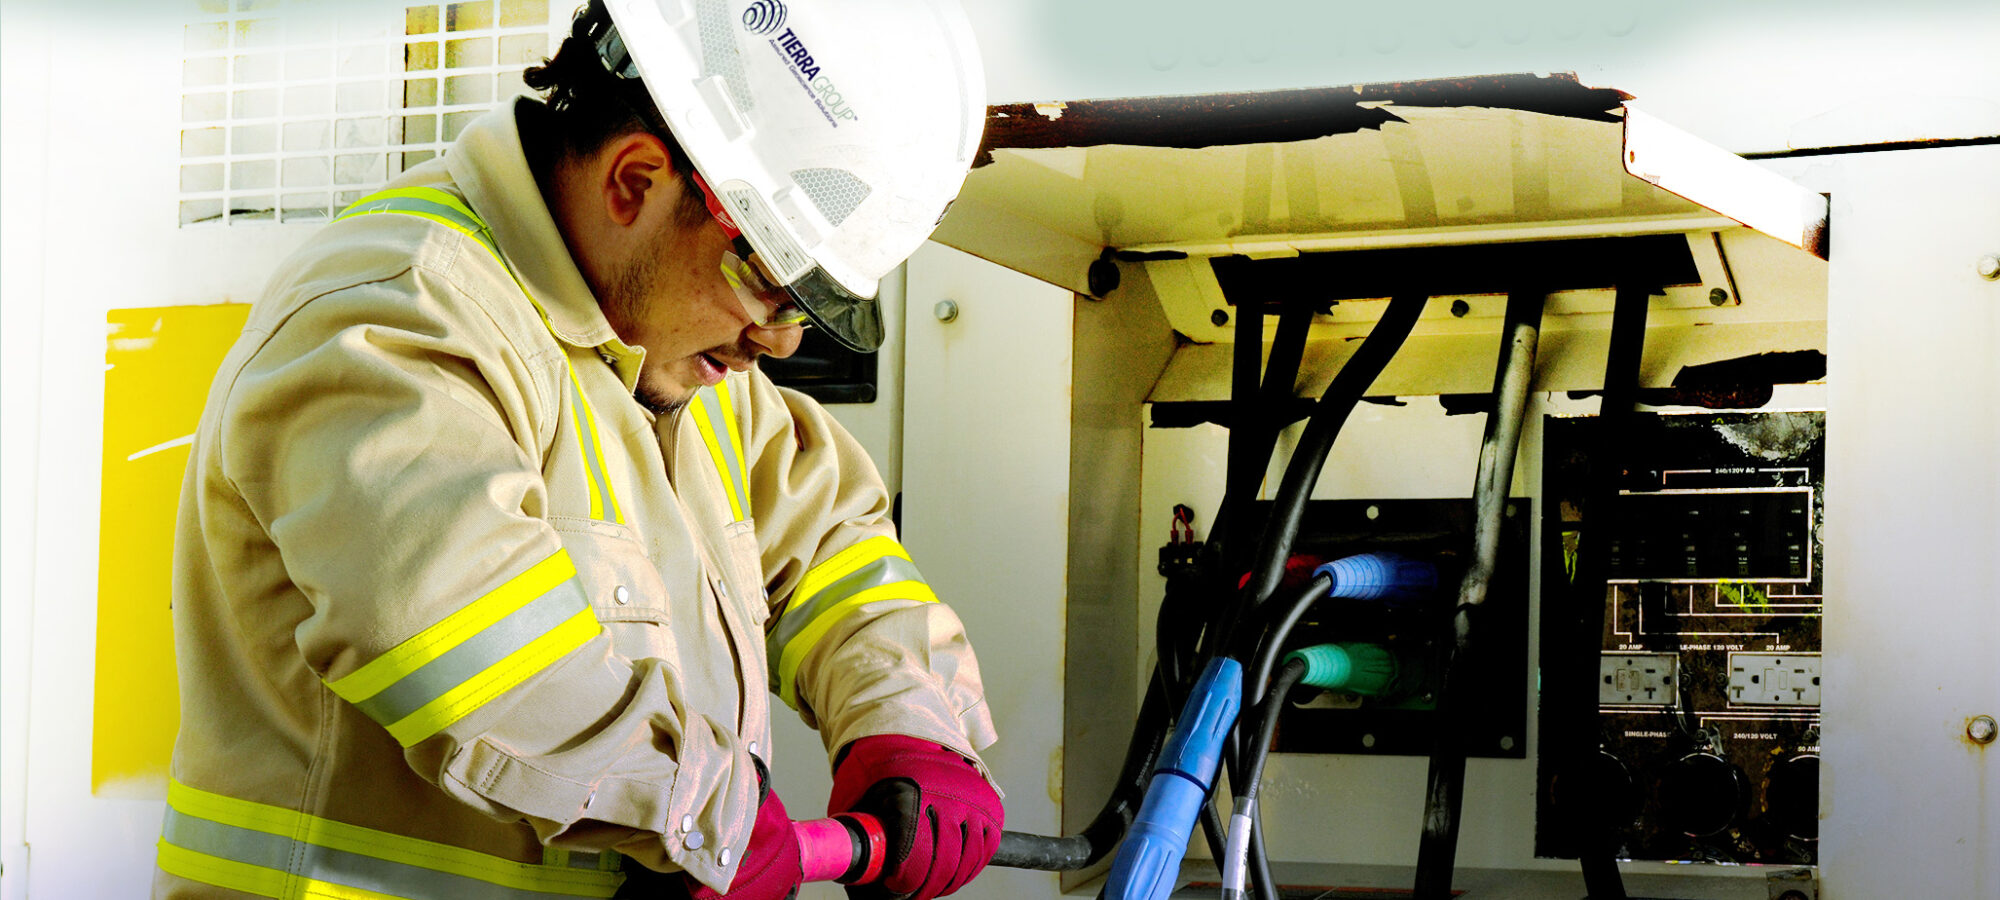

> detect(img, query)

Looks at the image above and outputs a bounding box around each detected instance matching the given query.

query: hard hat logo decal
[741,0,787,36]
[767,27,859,125]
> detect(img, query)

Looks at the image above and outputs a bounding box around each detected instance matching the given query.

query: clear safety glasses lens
[719,250,811,329]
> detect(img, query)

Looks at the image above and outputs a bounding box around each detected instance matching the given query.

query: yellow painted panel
[93,304,249,797]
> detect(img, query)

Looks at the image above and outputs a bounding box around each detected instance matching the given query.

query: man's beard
[601,228,688,417]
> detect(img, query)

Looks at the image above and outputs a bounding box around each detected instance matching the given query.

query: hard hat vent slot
[793,168,872,227]
[695,0,754,114]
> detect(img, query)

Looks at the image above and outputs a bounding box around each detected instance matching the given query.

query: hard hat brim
[785,265,884,353]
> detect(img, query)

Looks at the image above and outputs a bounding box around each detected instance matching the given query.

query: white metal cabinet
[1819,145,2000,899]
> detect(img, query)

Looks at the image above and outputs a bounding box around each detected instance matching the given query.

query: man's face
[598,200,803,415]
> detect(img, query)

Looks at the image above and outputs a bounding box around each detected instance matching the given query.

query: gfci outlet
[1728,653,1823,706]
[1600,653,1679,704]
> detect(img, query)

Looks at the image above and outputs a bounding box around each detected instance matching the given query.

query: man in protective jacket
[157,2,1002,898]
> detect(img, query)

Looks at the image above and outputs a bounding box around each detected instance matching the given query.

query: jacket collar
[445,99,622,351]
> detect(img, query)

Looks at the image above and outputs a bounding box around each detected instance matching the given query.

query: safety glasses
[718,246,811,329]
[692,170,883,351]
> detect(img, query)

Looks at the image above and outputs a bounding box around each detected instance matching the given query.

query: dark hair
[523,1,706,225]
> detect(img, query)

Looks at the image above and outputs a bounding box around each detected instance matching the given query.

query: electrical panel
[1537,410,1825,866]
[1253,497,1531,760]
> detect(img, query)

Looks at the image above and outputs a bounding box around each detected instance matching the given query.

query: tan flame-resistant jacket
[156,99,996,899]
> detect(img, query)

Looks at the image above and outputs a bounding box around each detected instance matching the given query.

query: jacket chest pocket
[555,519,678,662]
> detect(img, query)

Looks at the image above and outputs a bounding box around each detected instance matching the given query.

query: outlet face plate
[1728,653,1823,706]
[1601,653,1680,704]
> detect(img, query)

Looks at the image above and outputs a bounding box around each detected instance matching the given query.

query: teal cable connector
[1286,642,1399,697]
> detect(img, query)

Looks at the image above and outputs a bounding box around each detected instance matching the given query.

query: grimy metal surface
[977,72,1629,162]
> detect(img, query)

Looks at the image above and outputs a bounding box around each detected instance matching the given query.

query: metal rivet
[681,814,695,832]
[1361,733,1377,748]
[1210,309,1230,327]
[1978,255,2000,280]
[719,848,734,868]
[934,299,959,323]
[613,585,630,605]
[1449,299,1470,318]
[1970,715,1998,745]
[683,831,705,850]
[1709,287,1730,306]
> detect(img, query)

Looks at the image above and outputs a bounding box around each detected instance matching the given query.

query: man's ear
[600,131,675,228]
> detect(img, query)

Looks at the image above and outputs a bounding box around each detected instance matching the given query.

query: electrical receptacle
[1728,653,1822,706]
[1600,653,1679,705]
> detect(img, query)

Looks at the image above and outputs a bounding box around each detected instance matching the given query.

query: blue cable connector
[1103,656,1243,900]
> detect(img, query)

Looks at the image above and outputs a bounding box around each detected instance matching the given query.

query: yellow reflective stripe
[325,551,574,709]
[713,379,749,517]
[302,881,407,900]
[778,580,938,709]
[565,362,622,524]
[793,535,908,606]
[166,780,622,897]
[383,607,598,746]
[688,399,745,522]
[157,841,293,898]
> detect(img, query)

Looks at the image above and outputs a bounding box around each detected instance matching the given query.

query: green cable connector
[1285,642,1399,697]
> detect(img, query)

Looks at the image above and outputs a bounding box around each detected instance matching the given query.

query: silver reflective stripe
[164,808,602,899]
[338,194,500,258]
[351,577,589,728]
[766,554,924,675]
[695,387,749,516]
[569,374,622,525]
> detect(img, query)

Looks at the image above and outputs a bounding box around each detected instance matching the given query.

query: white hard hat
[592,0,987,352]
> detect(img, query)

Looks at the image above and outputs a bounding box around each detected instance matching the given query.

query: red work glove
[619,764,803,900]
[688,782,803,900]
[827,735,1003,900]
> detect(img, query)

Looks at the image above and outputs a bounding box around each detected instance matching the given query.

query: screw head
[1210,309,1230,327]
[934,299,959,323]
[1449,299,1471,318]
[1978,255,2000,280]
[1971,715,1998,745]
[1709,287,1730,306]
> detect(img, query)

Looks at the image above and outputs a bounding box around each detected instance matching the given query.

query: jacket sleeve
[217,267,753,888]
[731,372,998,768]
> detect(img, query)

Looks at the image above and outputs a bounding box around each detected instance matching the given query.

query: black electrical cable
[1234,292,1429,632]
[1202,293,1427,900]
[1412,287,1545,900]
[1239,659,1310,813]
[989,665,1174,871]
[1218,298,1269,569]
[986,293,1424,885]
[1211,301,1317,579]
[1241,574,1334,701]
[1563,274,1655,900]
[1218,658,1311,900]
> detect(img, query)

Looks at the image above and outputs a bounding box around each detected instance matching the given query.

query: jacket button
[681,814,695,832]
[717,582,731,601]
[719,848,734,868]
[683,831,704,851]
[613,585,630,605]
[747,741,759,757]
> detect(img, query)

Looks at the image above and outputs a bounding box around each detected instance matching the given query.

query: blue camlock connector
[1313,551,1438,604]
[1103,655,1243,900]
